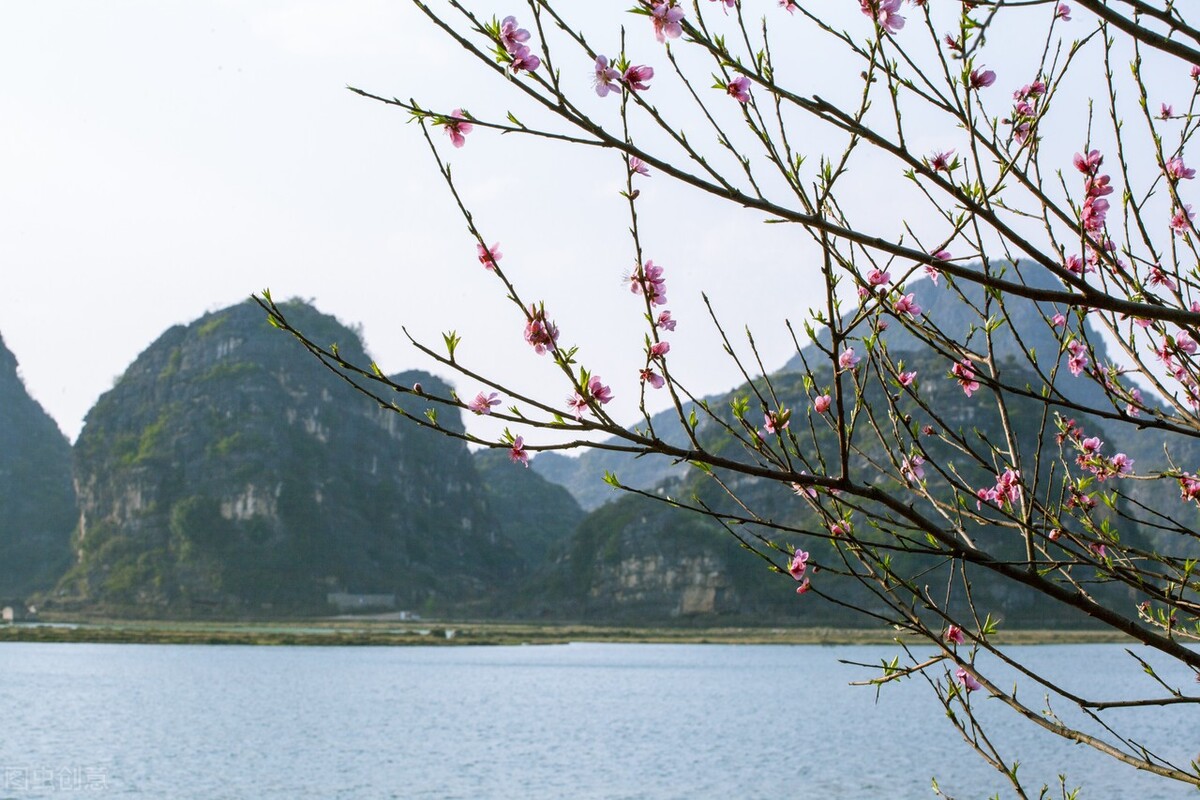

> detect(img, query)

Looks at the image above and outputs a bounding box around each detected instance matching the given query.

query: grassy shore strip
[0,621,1133,647]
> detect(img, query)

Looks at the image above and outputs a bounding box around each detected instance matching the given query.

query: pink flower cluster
[592,54,654,97]
[524,304,560,355]
[951,359,980,397]
[788,548,811,594]
[630,260,668,306]
[499,16,540,73]
[1066,339,1089,377]
[976,468,1021,509]
[1006,79,1046,143]
[632,261,675,390]
[568,375,614,420]
[1165,156,1195,182]
[1057,419,1133,481]
[1074,149,1112,234]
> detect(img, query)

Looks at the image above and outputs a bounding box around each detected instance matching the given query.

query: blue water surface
[0,642,1194,798]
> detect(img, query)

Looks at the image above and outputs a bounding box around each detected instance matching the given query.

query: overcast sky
[1,2,831,443]
[1,2,1173,444]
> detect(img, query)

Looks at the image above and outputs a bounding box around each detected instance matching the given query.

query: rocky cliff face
[60,300,523,615]
[0,333,76,599]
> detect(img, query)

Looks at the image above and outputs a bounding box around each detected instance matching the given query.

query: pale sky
[1,2,1176,443]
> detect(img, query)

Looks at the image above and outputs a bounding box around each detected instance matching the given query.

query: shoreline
[0,620,1136,647]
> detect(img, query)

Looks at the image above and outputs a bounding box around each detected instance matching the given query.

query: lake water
[0,642,1195,798]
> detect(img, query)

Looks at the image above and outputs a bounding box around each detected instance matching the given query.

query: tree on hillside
[260,0,1200,793]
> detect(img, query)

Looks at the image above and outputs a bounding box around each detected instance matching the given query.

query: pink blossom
[1052,313,1067,327]
[727,75,751,104]
[901,455,925,483]
[867,268,891,286]
[593,56,621,97]
[509,45,541,74]
[929,150,955,172]
[839,348,860,370]
[1048,528,1062,541]
[1171,206,1195,236]
[1177,330,1198,355]
[945,625,965,645]
[952,359,980,397]
[1110,453,1134,477]
[764,408,792,435]
[1081,436,1103,454]
[795,577,812,595]
[894,293,922,317]
[813,394,832,413]
[1180,472,1200,502]
[500,16,531,55]
[1067,340,1089,377]
[1089,542,1108,559]
[1056,3,1071,20]
[656,310,676,330]
[651,1,685,43]
[830,520,850,537]
[1193,65,1200,80]
[629,156,651,177]
[1073,150,1103,175]
[788,549,809,580]
[860,0,905,34]
[1126,387,1143,416]
[1081,196,1110,232]
[567,391,589,419]
[477,242,502,270]
[1161,103,1175,120]
[1149,266,1179,290]
[523,304,560,355]
[443,109,473,148]
[623,64,654,92]
[649,340,670,357]
[969,68,996,89]
[780,0,798,12]
[1166,157,1195,181]
[468,391,501,415]
[898,370,917,387]
[976,486,999,508]
[791,476,817,498]
[956,667,982,692]
[630,260,668,305]
[996,468,1022,503]
[1086,174,1112,197]
[589,375,614,405]
[509,435,529,467]
[640,368,665,389]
